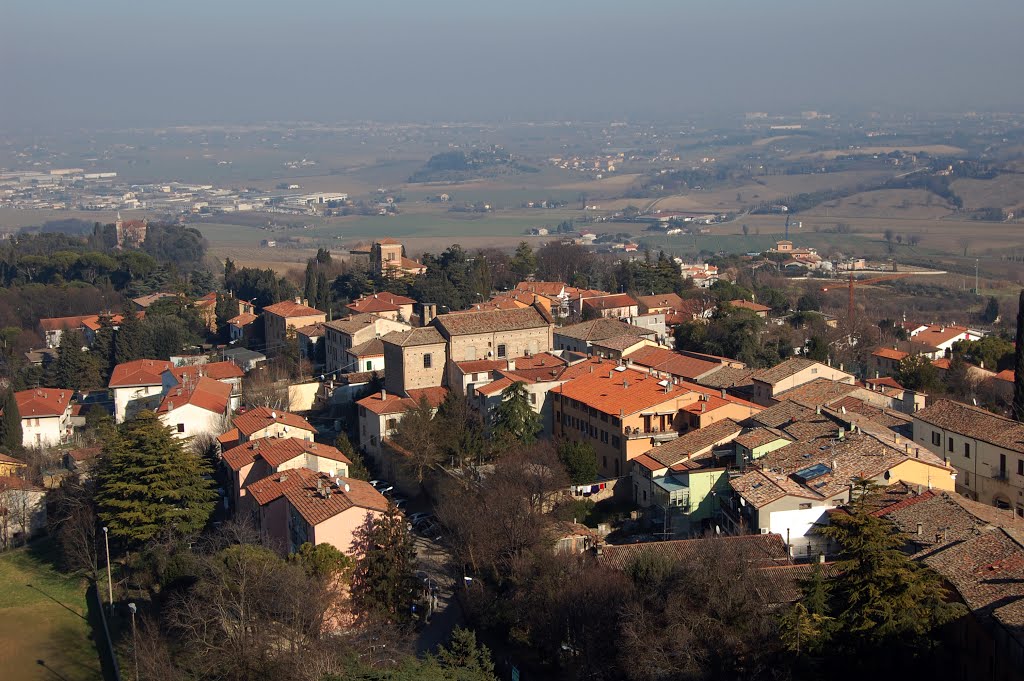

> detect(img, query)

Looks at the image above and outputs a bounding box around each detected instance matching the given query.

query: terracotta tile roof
[775,378,859,407]
[600,534,790,571]
[635,293,686,311]
[227,312,258,328]
[109,359,174,388]
[591,334,650,352]
[66,446,100,463]
[39,315,93,333]
[750,401,815,429]
[434,304,552,336]
[451,298,526,314]
[217,428,239,446]
[324,313,386,335]
[643,418,743,467]
[14,388,72,418]
[0,452,26,466]
[755,563,843,605]
[727,299,772,313]
[751,358,821,386]
[552,366,689,416]
[375,237,402,245]
[932,357,951,370]
[515,281,567,296]
[380,326,445,347]
[696,365,755,390]
[735,427,791,450]
[233,407,316,437]
[555,318,654,342]
[994,368,1014,383]
[911,324,974,347]
[865,376,904,390]
[475,375,516,397]
[222,436,351,472]
[357,386,448,416]
[632,452,665,471]
[169,361,244,383]
[871,339,940,359]
[348,338,385,358]
[914,399,1024,454]
[0,475,44,492]
[581,293,639,312]
[262,300,325,318]
[256,468,388,525]
[346,292,416,315]
[294,322,326,338]
[829,397,911,432]
[625,346,721,380]
[156,376,231,415]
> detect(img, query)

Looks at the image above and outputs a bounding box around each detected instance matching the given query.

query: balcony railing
[625,429,680,442]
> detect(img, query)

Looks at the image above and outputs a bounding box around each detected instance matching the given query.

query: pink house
[222,437,351,515]
[217,407,317,451]
[247,468,388,555]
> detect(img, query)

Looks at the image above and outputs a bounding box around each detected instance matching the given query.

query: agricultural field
[0,542,102,681]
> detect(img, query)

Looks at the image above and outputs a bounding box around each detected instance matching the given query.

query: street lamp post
[102,527,113,611]
[128,602,139,681]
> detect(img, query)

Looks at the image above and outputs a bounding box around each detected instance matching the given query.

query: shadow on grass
[26,583,88,621]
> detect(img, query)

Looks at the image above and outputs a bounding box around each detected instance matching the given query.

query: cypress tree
[52,329,99,390]
[114,309,148,364]
[1015,289,1024,421]
[492,381,541,445]
[95,411,216,547]
[0,390,23,451]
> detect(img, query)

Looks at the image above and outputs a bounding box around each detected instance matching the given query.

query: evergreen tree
[351,503,419,622]
[91,316,117,383]
[432,627,496,678]
[114,308,149,364]
[981,295,1000,324]
[1015,289,1024,421]
[335,432,370,480]
[509,241,536,280]
[0,390,22,451]
[492,381,541,445]
[558,440,597,484]
[95,411,216,547]
[51,329,100,390]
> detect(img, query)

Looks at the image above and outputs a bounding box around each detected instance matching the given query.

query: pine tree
[509,241,536,280]
[0,390,22,451]
[91,316,116,383]
[114,309,149,364]
[52,329,99,390]
[492,381,541,445]
[1014,289,1024,421]
[432,627,496,677]
[95,411,216,547]
[335,432,370,480]
[351,504,419,622]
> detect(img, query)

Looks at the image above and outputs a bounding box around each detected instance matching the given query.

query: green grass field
[0,542,102,681]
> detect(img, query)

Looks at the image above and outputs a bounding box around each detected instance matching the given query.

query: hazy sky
[3,0,1023,130]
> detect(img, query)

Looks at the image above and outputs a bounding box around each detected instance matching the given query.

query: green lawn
[0,541,103,681]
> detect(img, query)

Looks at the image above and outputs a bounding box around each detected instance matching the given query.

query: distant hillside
[408,149,538,183]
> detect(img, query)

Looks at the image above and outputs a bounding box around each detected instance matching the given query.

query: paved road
[413,533,464,654]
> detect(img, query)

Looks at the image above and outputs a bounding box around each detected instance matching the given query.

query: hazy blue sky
[3,0,1022,130]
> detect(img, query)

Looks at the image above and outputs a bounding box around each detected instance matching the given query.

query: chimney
[818,553,825,564]
[700,402,706,413]
[295,296,302,305]
[422,302,437,326]
[917,522,923,536]
[831,458,838,472]
[380,388,387,400]
[720,388,726,399]
[506,359,516,371]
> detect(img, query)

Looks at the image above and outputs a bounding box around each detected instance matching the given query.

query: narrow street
[412,533,464,654]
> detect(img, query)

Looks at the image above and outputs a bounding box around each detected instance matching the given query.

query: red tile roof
[109,359,174,388]
[872,347,908,361]
[0,452,26,466]
[346,292,416,315]
[222,436,351,472]
[433,304,552,336]
[156,376,231,415]
[14,388,72,418]
[625,346,721,380]
[995,368,1014,383]
[262,300,325,318]
[581,293,639,312]
[232,407,316,437]
[0,475,44,492]
[169,361,244,383]
[357,386,448,416]
[227,312,258,328]
[728,299,772,313]
[248,467,388,523]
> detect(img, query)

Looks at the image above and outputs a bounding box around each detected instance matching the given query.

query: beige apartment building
[323,313,410,375]
[262,299,326,355]
[749,357,854,405]
[913,399,1024,515]
[381,327,447,396]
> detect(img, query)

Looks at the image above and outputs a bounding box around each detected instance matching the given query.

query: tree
[981,296,1001,324]
[895,354,940,393]
[335,432,370,480]
[351,504,419,623]
[492,381,541,445]
[50,329,100,390]
[0,389,22,451]
[883,229,895,252]
[509,241,536,280]
[432,627,496,679]
[812,507,965,670]
[1015,289,1024,421]
[805,336,829,362]
[95,411,216,547]
[557,440,597,485]
[48,477,99,578]
[290,541,354,582]
[392,397,444,483]
[114,308,149,364]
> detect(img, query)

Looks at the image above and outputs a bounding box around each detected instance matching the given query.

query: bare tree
[958,237,971,257]
[48,477,99,577]
[241,368,289,410]
[391,396,444,483]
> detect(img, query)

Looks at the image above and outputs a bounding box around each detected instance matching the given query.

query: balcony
[624,427,679,442]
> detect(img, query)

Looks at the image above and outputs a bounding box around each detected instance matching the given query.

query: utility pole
[102,526,113,612]
[975,259,979,295]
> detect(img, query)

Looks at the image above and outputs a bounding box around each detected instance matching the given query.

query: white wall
[160,404,227,440]
[113,385,163,423]
[21,414,64,448]
[765,505,830,554]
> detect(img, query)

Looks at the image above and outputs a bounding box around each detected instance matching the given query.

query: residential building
[0,476,47,547]
[381,327,447,396]
[323,314,410,376]
[679,263,719,288]
[39,313,125,348]
[347,338,386,374]
[434,303,554,365]
[748,358,854,405]
[553,318,656,355]
[371,238,427,279]
[247,468,387,556]
[109,359,174,423]
[295,322,326,366]
[345,292,416,322]
[726,299,772,317]
[223,436,351,514]
[868,340,941,376]
[724,417,955,557]
[551,366,762,478]
[218,407,317,451]
[0,453,27,477]
[155,376,232,440]
[626,312,668,345]
[624,346,724,383]
[908,323,984,355]
[222,347,267,372]
[576,293,639,320]
[262,299,327,355]
[227,311,258,341]
[912,399,1024,514]
[356,386,447,458]
[162,361,244,411]
[13,388,73,447]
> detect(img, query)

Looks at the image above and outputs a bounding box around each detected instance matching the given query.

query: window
[366,361,372,371]
[932,431,941,446]
[964,471,970,486]
[1019,460,1023,476]
[948,437,954,452]
[799,503,812,509]
[497,344,507,358]
[423,353,432,369]
[177,423,185,433]
[529,393,537,405]
[612,435,621,448]
[964,443,970,458]
[602,456,607,470]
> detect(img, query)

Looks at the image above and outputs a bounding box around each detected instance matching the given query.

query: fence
[87,582,122,681]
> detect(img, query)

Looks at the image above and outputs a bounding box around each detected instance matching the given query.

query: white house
[154,376,233,440]
[0,476,47,547]
[13,388,73,448]
[109,359,174,423]
[162,361,245,412]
